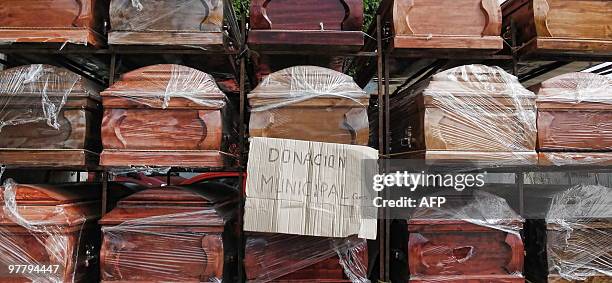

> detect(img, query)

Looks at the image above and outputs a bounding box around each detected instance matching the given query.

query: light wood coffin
[386,0,504,54]
[389,64,537,164]
[99,184,238,282]
[248,66,370,145]
[101,64,235,168]
[0,182,101,283]
[248,0,364,51]
[536,73,612,166]
[109,0,238,48]
[502,0,612,58]
[0,0,108,46]
[0,64,102,167]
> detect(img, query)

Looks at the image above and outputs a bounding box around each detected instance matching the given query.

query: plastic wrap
[245,233,369,282]
[99,185,238,282]
[536,72,612,165]
[0,179,100,283]
[545,184,612,281]
[391,64,537,165]
[248,66,370,145]
[109,0,239,48]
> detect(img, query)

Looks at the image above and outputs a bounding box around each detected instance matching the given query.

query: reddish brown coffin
[0,64,101,167]
[390,65,537,164]
[536,73,612,166]
[109,0,238,48]
[0,0,108,46]
[245,234,368,282]
[101,64,235,167]
[386,0,503,55]
[248,66,370,145]
[99,184,238,282]
[0,182,101,283]
[502,0,612,59]
[248,0,364,51]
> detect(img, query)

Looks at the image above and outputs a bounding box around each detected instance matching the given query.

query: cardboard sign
[245,137,378,240]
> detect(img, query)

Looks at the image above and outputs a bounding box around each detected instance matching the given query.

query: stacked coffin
[535,73,612,166]
[0,0,108,46]
[0,64,102,167]
[389,64,538,165]
[99,184,239,282]
[108,0,239,49]
[382,0,504,55]
[248,0,364,51]
[100,64,236,168]
[502,0,612,58]
[0,181,102,282]
[408,191,525,282]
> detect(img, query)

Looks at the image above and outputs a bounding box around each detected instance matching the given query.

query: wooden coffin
[109,0,238,48]
[0,64,102,167]
[248,66,370,145]
[101,64,236,168]
[536,73,612,166]
[389,65,537,164]
[0,0,108,46]
[248,0,364,51]
[245,234,368,282]
[0,183,101,283]
[385,0,503,55]
[99,184,238,282]
[502,0,612,59]
[408,194,525,282]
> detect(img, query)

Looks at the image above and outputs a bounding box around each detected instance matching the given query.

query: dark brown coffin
[109,0,238,48]
[99,184,238,282]
[101,64,236,168]
[389,65,537,164]
[0,0,108,46]
[384,0,503,55]
[0,64,102,167]
[502,0,612,59]
[0,183,101,283]
[535,73,611,166]
[245,234,368,282]
[248,66,370,145]
[248,0,364,51]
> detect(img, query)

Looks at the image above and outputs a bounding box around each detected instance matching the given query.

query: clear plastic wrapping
[99,184,238,282]
[545,184,612,281]
[248,66,370,145]
[536,72,612,165]
[391,64,537,165]
[0,179,101,283]
[245,233,369,282]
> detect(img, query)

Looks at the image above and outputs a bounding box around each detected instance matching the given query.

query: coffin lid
[536,72,612,106]
[0,64,101,106]
[99,184,238,226]
[0,183,100,205]
[546,185,612,226]
[102,64,227,109]
[248,66,368,111]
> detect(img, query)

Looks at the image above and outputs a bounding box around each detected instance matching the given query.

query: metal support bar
[101,171,109,215]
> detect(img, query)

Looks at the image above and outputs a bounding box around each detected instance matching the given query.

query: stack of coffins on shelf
[0,64,102,167]
[248,0,364,51]
[535,73,612,166]
[108,0,239,49]
[0,181,102,282]
[389,64,538,165]
[0,0,108,46]
[248,66,370,145]
[99,184,239,282]
[408,191,525,282]
[382,0,504,55]
[525,185,612,283]
[503,0,612,58]
[100,64,236,168]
